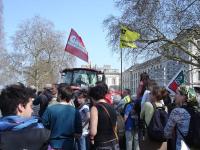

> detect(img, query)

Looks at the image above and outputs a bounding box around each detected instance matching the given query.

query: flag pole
[120,48,123,96]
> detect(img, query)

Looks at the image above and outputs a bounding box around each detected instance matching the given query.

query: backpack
[178,106,200,148]
[147,103,168,142]
[116,114,125,139]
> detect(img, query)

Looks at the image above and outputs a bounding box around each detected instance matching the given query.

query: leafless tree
[104,0,200,68]
[11,16,75,90]
[0,0,3,51]
[0,0,14,86]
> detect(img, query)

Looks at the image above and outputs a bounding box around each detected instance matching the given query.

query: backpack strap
[151,102,165,110]
[97,103,118,141]
[176,126,189,147]
[176,127,185,139]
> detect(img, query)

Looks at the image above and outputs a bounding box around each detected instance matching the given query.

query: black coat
[0,126,50,150]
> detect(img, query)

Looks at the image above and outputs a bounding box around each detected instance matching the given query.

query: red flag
[65,29,88,62]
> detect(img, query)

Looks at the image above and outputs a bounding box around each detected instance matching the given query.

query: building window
[112,78,116,85]
[106,78,108,84]
[199,71,200,81]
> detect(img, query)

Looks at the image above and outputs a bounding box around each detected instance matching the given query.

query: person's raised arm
[90,106,98,144]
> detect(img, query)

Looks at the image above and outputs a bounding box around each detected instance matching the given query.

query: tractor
[60,67,105,90]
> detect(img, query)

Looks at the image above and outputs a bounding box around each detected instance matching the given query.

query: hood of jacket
[0,115,43,132]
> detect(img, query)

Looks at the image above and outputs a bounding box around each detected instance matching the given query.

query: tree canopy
[11,16,75,89]
[104,0,200,68]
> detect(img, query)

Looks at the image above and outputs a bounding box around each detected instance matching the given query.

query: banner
[65,29,88,62]
[166,68,184,94]
[120,25,140,48]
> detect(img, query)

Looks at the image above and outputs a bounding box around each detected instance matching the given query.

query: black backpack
[147,103,168,142]
[178,106,200,148]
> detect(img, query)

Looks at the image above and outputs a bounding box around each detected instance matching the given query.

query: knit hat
[178,85,198,106]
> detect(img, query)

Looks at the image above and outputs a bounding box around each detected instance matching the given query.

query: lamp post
[129,69,133,94]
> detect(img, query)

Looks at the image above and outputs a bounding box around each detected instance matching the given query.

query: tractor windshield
[73,70,97,86]
[62,69,102,87]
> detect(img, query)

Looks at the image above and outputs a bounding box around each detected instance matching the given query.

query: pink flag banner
[65,29,88,62]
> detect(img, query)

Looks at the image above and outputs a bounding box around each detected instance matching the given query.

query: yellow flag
[120,25,140,48]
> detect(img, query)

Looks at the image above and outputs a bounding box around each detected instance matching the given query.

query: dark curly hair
[0,83,35,116]
[89,83,108,101]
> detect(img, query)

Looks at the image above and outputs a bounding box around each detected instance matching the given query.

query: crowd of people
[0,72,199,150]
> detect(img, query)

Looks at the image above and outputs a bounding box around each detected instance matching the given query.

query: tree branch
[164,54,200,68]
[180,0,200,13]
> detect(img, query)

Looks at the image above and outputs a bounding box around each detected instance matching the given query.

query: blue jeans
[77,135,87,150]
[125,130,140,150]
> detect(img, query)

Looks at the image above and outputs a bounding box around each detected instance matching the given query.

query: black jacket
[0,116,50,150]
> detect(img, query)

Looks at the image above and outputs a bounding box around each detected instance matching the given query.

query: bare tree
[0,0,14,86]
[0,0,3,51]
[11,16,75,90]
[104,0,200,68]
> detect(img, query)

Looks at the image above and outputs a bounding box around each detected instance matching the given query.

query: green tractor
[60,68,105,89]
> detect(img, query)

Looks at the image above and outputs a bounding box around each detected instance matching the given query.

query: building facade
[122,28,200,95]
[122,56,200,95]
[81,65,121,89]
[97,65,120,89]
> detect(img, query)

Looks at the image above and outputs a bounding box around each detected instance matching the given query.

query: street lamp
[129,69,133,94]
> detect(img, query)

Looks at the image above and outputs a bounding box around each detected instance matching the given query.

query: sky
[3,0,122,70]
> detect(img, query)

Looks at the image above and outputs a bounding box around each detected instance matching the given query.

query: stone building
[123,56,200,95]
[122,28,200,95]
[97,65,120,90]
[81,65,120,89]
[123,57,183,94]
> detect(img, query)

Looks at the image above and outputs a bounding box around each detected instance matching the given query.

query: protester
[116,89,132,114]
[29,85,40,116]
[89,83,119,150]
[124,99,140,150]
[95,81,113,105]
[160,88,172,107]
[49,83,59,105]
[42,84,82,150]
[33,87,53,117]
[135,72,150,138]
[112,94,126,150]
[0,83,50,150]
[140,86,167,150]
[104,87,116,105]
[140,79,157,111]
[76,89,90,150]
[136,72,149,99]
[164,85,196,150]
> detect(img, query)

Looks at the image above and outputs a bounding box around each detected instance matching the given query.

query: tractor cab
[61,68,105,89]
